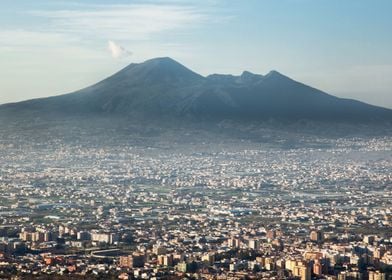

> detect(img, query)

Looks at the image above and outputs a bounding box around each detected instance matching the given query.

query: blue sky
[1,0,391,108]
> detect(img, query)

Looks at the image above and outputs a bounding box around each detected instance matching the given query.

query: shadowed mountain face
[1,57,391,123]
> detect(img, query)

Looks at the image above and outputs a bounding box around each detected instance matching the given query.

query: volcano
[1,57,391,123]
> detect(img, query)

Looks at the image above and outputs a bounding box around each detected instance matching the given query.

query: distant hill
[1,57,391,124]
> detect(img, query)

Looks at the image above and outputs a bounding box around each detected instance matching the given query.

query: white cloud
[29,4,208,41]
[108,41,132,59]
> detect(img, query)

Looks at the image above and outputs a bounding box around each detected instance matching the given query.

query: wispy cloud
[108,41,132,59]
[2,2,209,57]
[29,4,209,41]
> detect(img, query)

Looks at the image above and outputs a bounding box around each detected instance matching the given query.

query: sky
[1,0,391,108]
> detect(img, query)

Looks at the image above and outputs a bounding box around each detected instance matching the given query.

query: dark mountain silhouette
[0,57,391,123]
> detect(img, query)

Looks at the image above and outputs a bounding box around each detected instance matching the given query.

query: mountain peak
[116,57,204,85]
[265,70,286,78]
[241,70,254,76]
[240,71,264,83]
[142,56,180,66]
[263,70,293,84]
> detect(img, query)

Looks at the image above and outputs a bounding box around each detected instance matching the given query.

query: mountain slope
[0,57,391,123]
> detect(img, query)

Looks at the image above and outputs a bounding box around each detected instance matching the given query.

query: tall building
[248,239,260,250]
[202,253,215,266]
[228,237,241,248]
[310,230,323,242]
[90,232,119,244]
[119,252,145,268]
[265,257,276,271]
[158,254,173,267]
[19,231,32,242]
[300,266,311,280]
[368,270,386,280]
[285,259,297,272]
[31,232,45,242]
[313,259,323,276]
[292,261,311,280]
[373,247,385,259]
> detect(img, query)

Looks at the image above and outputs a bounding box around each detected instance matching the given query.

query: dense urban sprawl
[0,130,391,279]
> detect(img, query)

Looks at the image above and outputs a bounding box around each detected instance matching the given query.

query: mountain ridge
[0,57,391,124]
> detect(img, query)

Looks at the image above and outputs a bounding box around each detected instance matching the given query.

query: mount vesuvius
[1,57,391,123]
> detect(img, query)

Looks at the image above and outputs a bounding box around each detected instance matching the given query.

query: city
[0,128,391,279]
